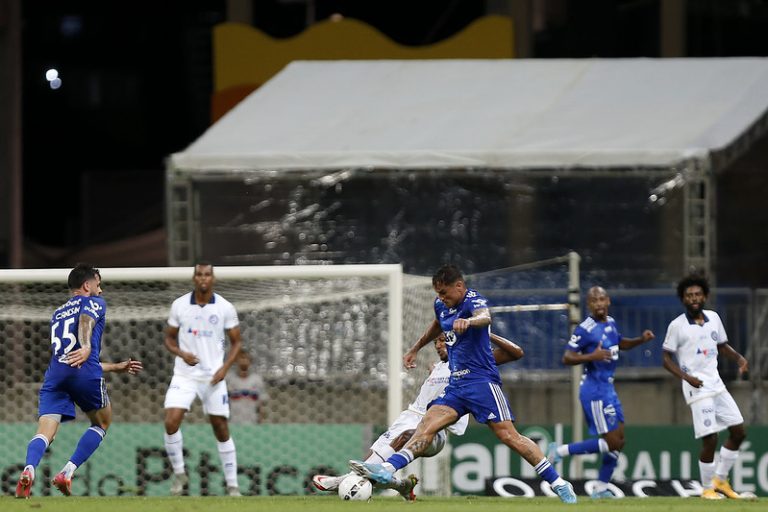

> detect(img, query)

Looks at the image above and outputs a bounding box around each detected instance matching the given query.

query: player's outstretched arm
[404,319,442,369]
[101,358,143,375]
[490,333,524,364]
[717,343,749,375]
[619,330,655,350]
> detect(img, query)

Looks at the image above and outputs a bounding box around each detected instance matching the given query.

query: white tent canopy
[170,58,768,172]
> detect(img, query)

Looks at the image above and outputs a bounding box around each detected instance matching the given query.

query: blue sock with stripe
[25,434,50,468]
[534,458,560,484]
[386,449,414,471]
[70,426,106,467]
[599,450,619,482]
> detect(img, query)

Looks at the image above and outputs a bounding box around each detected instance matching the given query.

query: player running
[16,264,142,498]
[546,286,655,498]
[313,331,523,499]
[350,264,578,503]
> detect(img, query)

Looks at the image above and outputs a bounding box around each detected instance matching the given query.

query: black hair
[432,264,464,287]
[676,273,710,300]
[67,263,100,290]
[193,261,214,272]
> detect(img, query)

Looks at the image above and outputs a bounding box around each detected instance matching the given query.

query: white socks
[217,438,238,488]
[715,446,739,480]
[164,431,186,474]
[699,460,716,489]
[367,445,395,464]
[62,461,77,479]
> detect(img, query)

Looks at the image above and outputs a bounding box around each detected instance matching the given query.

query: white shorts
[371,410,446,458]
[164,374,230,418]
[690,390,744,439]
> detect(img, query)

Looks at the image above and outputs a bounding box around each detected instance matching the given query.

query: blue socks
[565,437,602,455]
[386,449,414,471]
[535,458,560,484]
[70,426,106,467]
[599,450,619,482]
[25,434,50,468]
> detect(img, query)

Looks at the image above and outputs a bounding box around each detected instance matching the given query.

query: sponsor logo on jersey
[696,347,717,358]
[187,327,214,337]
[487,412,496,420]
[84,299,102,319]
[472,298,488,308]
[451,369,471,378]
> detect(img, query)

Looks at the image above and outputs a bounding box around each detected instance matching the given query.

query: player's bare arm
[491,333,524,364]
[717,343,749,375]
[101,358,143,375]
[562,340,612,365]
[67,314,95,368]
[618,330,655,350]
[404,318,442,369]
[211,326,242,385]
[453,307,491,334]
[164,325,199,366]
[662,350,703,388]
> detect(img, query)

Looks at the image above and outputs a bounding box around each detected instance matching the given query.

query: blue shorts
[430,381,515,424]
[39,375,109,422]
[580,390,624,435]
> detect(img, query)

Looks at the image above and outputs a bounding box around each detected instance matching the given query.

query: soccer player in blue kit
[15,264,140,498]
[351,264,578,503]
[547,286,654,498]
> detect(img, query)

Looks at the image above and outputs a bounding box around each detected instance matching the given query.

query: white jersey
[662,309,727,405]
[168,292,239,381]
[408,361,469,435]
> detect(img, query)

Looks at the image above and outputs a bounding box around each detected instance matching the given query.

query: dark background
[5,0,768,280]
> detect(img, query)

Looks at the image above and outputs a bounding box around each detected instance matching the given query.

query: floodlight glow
[49,77,62,90]
[45,68,59,81]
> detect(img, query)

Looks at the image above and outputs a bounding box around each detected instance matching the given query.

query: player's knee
[730,427,746,445]
[607,437,624,451]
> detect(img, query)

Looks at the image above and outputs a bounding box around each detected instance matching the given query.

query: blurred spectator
[228,351,269,424]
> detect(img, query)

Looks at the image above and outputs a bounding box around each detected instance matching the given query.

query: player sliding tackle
[313,331,524,500]
[350,264,578,503]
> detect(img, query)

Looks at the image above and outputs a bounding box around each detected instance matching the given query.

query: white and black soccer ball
[338,475,373,501]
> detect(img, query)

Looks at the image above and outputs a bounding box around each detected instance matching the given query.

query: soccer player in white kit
[662,274,749,500]
[312,331,524,499]
[163,262,243,496]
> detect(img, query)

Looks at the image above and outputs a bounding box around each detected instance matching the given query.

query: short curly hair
[676,274,710,300]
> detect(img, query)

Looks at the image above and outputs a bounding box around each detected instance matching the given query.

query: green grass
[0,496,762,512]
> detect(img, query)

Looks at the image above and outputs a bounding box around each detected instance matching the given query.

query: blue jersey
[567,315,622,396]
[434,288,499,386]
[45,295,106,380]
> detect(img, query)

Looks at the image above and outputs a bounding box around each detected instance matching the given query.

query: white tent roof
[171,58,768,172]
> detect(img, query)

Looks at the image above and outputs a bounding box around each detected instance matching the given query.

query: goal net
[0,258,579,497]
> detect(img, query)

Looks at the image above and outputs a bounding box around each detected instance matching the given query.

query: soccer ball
[338,475,373,501]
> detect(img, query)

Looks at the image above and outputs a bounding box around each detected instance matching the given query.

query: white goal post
[0,263,405,425]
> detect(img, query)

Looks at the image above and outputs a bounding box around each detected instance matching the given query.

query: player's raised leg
[53,400,112,496]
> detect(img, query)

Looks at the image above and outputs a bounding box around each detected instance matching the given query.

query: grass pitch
[0,495,762,512]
